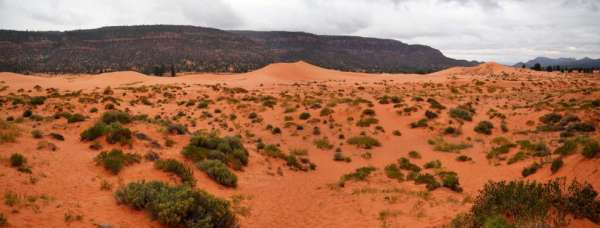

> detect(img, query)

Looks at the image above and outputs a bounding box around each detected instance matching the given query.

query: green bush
[197,160,237,188]
[582,140,600,158]
[554,140,577,156]
[314,138,333,150]
[67,114,86,123]
[9,153,26,167]
[105,123,132,145]
[398,157,421,172]
[333,152,351,162]
[539,113,562,124]
[474,121,494,135]
[521,162,542,177]
[320,107,334,116]
[507,151,526,164]
[424,160,442,169]
[339,166,376,186]
[449,107,473,121]
[425,110,438,119]
[356,117,379,127]
[31,130,43,139]
[456,155,472,162]
[181,133,248,170]
[384,164,404,181]
[440,171,463,192]
[0,119,20,144]
[414,173,440,191]
[427,98,446,110]
[347,135,381,149]
[101,110,132,124]
[410,118,428,128]
[408,151,421,159]
[154,159,195,186]
[362,109,376,116]
[550,158,563,174]
[456,179,600,227]
[115,181,236,228]
[298,112,311,120]
[95,149,140,174]
[80,122,109,141]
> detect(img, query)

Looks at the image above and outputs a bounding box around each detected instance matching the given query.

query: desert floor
[0,61,599,227]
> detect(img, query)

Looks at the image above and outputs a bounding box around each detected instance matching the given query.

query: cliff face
[0,25,477,74]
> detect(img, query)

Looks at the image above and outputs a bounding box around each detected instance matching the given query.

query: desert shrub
[427,98,446,110]
[457,179,600,227]
[554,139,577,156]
[440,171,463,192]
[566,122,595,132]
[0,119,20,144]
[424,160,442,169]
[299,112,311,120]
[94,149,140,174]
[521,162,542,177]
[487,143,516,160]
[408,151,421,159]
[262,144,284,158]
[582,140,600,158]
[31,130,43,139]
[248,112,258,119]
[115,181,236,228]
[356,117,379,127]
[474,121,494,135]
[517,140,550,157]
[444,126,461,135]
[384,164,404,181]
[414,173,440,191]
[9,153,26,167]
[449,107,473,121]
[105,123,132,145]
[456,155,472,162]
[398,157,421,172]
[539,113,562,124]
[101,110,132,124]
[22,109,32,117]
[29,96,46,106]
[81,120,109,140]
[339,166,376,186]
[410,118,428,128]
[313,138,334,150]
[0,213,6,226]
[425,110,438,119]
[392,130,401,136]
[154,159,195,186]
[197,160,238,188]
[181,133,248,170]
[507,151,527,165]
[430,137,471,152]
[362,109,376,116]
[162,121,187,135]
[347,135,381,149]
[67,114,86,123]
[320,107,334,116]
[550,158,564,174]
[49,132,64,141]
[333,152,351,162]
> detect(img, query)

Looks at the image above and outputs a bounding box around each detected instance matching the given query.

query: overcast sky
[1,0,599,64]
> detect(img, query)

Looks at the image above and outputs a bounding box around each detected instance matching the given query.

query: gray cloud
[0,0,599,64]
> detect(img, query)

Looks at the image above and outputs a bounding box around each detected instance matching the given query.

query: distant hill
[0,25,477,74]
[515,57,600,69]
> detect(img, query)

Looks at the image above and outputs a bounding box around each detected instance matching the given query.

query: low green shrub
[197,160,237,188]
[449,107,473,121]
[339,166,376,186]
[347,135,381,149]
[94,149,140,174]
[101,110,132,124]
[398,157,421,172]
[582,140,600,158]
[115,181,236,228]
[181,133,248,170]
[408,151,421,159]
[474,121,494,135]
[424,160,442,169]
[414,173,440,191]
[440,171,463,192]
[9,153,26,167]
[384,164,404,181]
[454,179,600,227]
[521,162,542,177]
[299,112,311,120]
[154,159,196,186]
[551,158,564,174]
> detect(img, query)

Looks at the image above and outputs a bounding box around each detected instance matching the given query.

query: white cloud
[1,0,599,64]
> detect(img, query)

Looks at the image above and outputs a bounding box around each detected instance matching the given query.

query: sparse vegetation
[115,181,236,228]
[197,159,238,188]
[347,135,381,149]
[94,149,140,174]
[154,159,196,186]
